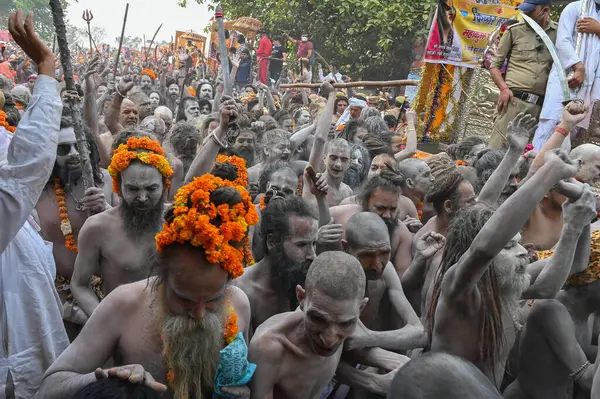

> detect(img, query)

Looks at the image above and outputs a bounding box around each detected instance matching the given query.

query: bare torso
[84,206,158,294]
[236,260,291,335]
[432,272,516,387]
[40,279,250,399]
[337,196,416,221]
[522,206,563,251]
[252,311,342,399]
[36,173,114,300]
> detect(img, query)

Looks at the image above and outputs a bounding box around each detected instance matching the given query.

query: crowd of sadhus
[3,9,600,399]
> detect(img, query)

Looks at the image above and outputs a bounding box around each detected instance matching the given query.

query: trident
[82,9,96,52]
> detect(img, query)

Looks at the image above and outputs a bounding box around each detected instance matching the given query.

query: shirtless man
[505,223,600,398]
[248,251,367,399]
[331,170,413,273]
[70,135,172,317]
[303,82,354,208]
[402,169,475,316]
[37,175,256,399]
[247,128,292,186]
[521,102,590,250]
[397,158,435,224]
[238,196,317,334]
[35,117,116,336]
[341,212,425,350]
[427,149,591,386]
[99,77,139,150]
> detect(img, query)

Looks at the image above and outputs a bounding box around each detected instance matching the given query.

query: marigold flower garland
[215,154,248,187]
[155,173,258,278]
[0,110,16,133]
[140,68,157,81]
[108,137,173,195]
[54,178,78,253]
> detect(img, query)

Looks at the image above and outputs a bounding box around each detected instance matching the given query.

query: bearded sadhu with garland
[70,135,173,319]
[39,158,258,398]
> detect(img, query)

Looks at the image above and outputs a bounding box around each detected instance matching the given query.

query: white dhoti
[532,0,600,151]
[0,221,69,398]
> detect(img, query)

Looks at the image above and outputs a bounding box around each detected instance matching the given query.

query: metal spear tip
[215,4,223,15]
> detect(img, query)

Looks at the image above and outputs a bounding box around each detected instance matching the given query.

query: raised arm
[571,223,591,276]
[104,77,134,135]
[289,123,315,151]
[307,82,335,172]
[185,98,238,182]
[401,231,445,288]
[447,150,579,300]
[394,110,417,162]
[0,11,62,252]
[523,186,595,299]
[478,113,537,204]
[83,56,111,168]
[529,101,588,176]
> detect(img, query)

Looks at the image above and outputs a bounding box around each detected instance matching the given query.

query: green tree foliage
[114,35,143,49]
[0,0,70,43]
[182,0,433,80]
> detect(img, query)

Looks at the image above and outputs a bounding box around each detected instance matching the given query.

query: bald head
[399,158,434,195]
[305,251,366,301]
[571,144,600,184]
[398,158,429,180]
[388,353,501,399]
[344,212,389,249]
[119,99,139,128]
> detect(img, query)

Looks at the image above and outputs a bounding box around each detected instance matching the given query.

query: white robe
[532,0,600,150]
[0,76,68,398]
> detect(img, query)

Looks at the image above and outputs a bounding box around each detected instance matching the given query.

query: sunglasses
[57,143,76,157]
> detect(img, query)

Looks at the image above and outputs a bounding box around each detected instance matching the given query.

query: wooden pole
[114,3,130,77]
[215,4,232,96]
[49,0,95,191]
[280,80,419,89]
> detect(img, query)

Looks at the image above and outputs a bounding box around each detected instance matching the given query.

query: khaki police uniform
[488,20,557,149]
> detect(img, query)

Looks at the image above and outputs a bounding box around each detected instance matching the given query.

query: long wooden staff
[49,0,95,190]
[113,3,130,77]
[280,80,419,89]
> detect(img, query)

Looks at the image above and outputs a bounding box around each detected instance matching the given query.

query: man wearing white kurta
[532,0,600,150]
[0,11,69,398]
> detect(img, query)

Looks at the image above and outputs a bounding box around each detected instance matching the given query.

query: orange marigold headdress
[155,173,259,278]
[214,154,248,187]
[0,110,16,134]
[140,68,157,81]
[108,137,173,195]
[241,93,257,105]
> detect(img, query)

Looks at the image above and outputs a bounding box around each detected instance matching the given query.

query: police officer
[488,0,557,149]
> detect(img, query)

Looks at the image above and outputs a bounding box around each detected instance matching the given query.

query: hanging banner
[174,30,207,69]
[424,0,523,68]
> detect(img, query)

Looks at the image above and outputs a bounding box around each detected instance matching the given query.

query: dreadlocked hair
[339,119,367,143]
[425,152,456,181]
[358,169,404,206]
[258,160,294,193]
[425,169,464,215]
[426,202,504,380]
[451,136,486,161]
[362,132,393,160]
[473,149,505,192]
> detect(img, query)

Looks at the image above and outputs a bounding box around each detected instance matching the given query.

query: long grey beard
[161,300,225,399]
[498,271,531,317]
